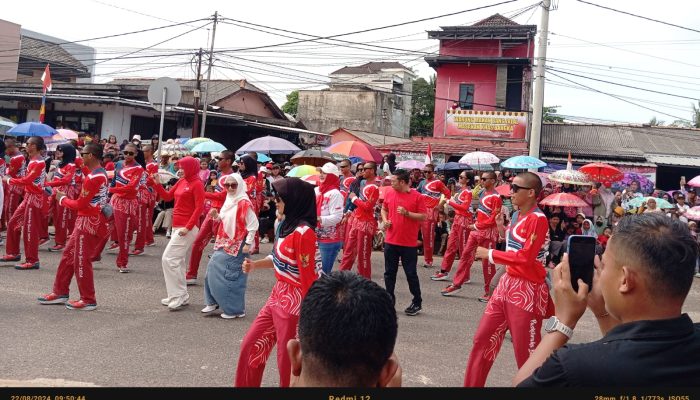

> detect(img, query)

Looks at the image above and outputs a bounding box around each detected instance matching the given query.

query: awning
[542,156,656,168]
[645,154,700,168]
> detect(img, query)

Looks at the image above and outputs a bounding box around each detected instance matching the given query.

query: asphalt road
[1,235,699,387]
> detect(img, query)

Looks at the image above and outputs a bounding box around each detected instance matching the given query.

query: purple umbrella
[611,172,655,195]
[396,160,425,170]
[236,135,300,155]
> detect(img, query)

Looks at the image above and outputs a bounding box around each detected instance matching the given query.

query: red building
[425,14,536,154]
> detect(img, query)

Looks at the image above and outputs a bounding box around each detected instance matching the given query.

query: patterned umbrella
[287,165,318,177]
[325,141,383,163]
[156,169,178,184]
[184,137,211,150]
[495,184,512,197]
[539,193,589,208]
[535,172,550,187]
[685,206,700,221]
[56,129,79,140]
[688,175,700,188]
[500,155,546,170]
[628,196,674,209]
[396,160,425,170]
[611,172,655,195]
[46,133,68,151]
[458,151,499,170]
[238,135,300,155]
[579,163,623,183]
[300,174,320,186]
[549,169,592,186]
[161,141,190,157]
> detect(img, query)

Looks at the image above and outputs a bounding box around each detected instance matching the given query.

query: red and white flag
[425,143,433,165]
[41,64,52,93]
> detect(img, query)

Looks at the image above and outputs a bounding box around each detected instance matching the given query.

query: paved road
[1,235,699,387]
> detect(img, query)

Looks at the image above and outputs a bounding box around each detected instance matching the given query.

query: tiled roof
[472,13,519,27]
[108,78,264,105]
[331,62,409,75]
[335,128,411,146]
[20,36,87,70]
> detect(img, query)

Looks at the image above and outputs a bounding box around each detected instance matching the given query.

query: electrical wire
[575,0,700,35]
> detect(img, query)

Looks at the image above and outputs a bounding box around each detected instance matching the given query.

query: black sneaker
[404,302,422,316]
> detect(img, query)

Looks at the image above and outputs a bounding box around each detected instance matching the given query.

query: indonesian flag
[41,64,52,93]
[425,143,433,165]
[566,151,573,171]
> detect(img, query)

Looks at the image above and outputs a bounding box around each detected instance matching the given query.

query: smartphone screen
[567,235,596,292]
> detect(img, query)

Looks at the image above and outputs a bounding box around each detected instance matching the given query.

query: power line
[88,0,202,28]
[547,58,700,82]
[575,0,700,35]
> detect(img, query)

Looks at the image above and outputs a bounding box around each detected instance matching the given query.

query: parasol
[191,141,227,153]
[184,137,211,150]
[687,175,700,188]
[579,162,623,183]
[45,133,68,151]
[156,169,178,184]
[500,155,546,170]
[396,160,425,170]
[300,174,320,186]
[324,141,383,163]
[627,196,674,209]
[458,151,499,170]
[291,149,335,167]
[7,122,57,137]
[237,135,300,155]
[685,206,700,221]
[539,193,589,208]
[549,169,592,186]
[56,129,79,140]
[436,162,472,171]
[287,165,318,177]
[495,184,512,197]
[0,116,17,134]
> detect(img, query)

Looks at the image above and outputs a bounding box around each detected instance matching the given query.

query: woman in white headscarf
[581,218,598,238]
[201,174,258,319]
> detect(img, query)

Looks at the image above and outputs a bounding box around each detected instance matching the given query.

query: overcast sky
[3,0,699,125]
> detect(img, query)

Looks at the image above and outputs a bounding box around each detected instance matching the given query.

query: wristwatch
[544,316,574,339]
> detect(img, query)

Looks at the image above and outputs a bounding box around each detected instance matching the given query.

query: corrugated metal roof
[331,62,409,75]
[646,154,700,167]
[335,129,411,146]
[543,156,656,167]
[375,141,525,159]
[107,78,263,105]
[20,36,87,71]
[542,124,646,161]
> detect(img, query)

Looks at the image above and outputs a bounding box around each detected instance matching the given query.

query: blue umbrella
[191,141,227,153]
[7,122,57,137]
[257,153,271,163]
[501,155,546,170]
[436,162,472,171]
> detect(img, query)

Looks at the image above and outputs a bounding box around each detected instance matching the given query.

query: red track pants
[53,201,76,246]
[134,203,154,250]
[452,228,498,294]
[113,208,137,268]
[6,196,43,263]
[338,218,376,279]
[186,214,220,280]
[235,281,301,387]
[439,221,471,273]
[51,221,105,304]
[421,218,436,266]
[3,188,22,231]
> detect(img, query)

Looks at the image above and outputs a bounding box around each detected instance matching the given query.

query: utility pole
[192,48,203,138]
[528,0,551,159]
[200,11,218,138]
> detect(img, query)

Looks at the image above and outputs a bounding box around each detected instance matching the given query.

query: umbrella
[500,155,546,170]
[495,184,512,197]
[688,175,700,188]
[685,206,700,221]
[459,151,499,170]
[300,174,320,186]
[539,193,589,208]
[7,122,57,137]
[287,165,318,177]
[45,133,68,151]
[291,149,335,167]
[256,153,272,163]
[324,141,382,163]
[611,172,655,194]
[579,163,623,183]
[191,141,227,153]
[436,162,472,171]
[160,142,190,157]
[627,196,674,209]
[156,169,178,184]
[56,129,79,140]
[396,160,425,170]
[549,169,592,186]
[237,135,300,155]
[0,116,17,134]
[535,172,550,187]
[184,137,211,150]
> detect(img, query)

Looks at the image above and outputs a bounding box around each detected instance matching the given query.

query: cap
[320,162,340,176]
[266,162,273,169]
[260,166,270,173]
[132,135,141,142]
[284,165,292,171]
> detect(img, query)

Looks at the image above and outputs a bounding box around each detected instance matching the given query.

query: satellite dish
[148,77,182,108]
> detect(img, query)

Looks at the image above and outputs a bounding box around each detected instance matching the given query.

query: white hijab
[219,173,250,240]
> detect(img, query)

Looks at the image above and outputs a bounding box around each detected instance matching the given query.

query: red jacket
[9,157,45,196]
[151,157,205,230]
[475,189,502,230]
[109,162,143,200]
[350,178,379,222]
[59,167,109,217]
[491,208,549,284]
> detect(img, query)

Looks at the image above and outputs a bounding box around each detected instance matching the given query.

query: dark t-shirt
[518,314,700,387]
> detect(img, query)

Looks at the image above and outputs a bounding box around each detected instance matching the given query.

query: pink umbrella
[56,129,79,140]
[325,141,383,163]
[688,175,700,188]
[685,206,700,221]
[396,160,425,170]
[539,193,589,208]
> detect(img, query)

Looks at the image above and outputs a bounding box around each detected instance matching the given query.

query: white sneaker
[168,295,190,311]
[161,298,171,306]
[201,304,219,313]
[221,312,245,319]
[260,237,270,244]
[695,272,700,278]
[186,278,198,285]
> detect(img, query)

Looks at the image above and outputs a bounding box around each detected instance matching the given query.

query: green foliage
[410,76,436,136]
[282,90,299,116]
[543,106,564,123]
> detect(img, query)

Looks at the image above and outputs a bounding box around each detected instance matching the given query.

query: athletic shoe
[107,242,120,251]
[161,298,171,306]
[441,284,462,296]
[221,312,245,319]
[15,262,39,270]
[695,272,700,279]
[430,271,450,281]
[201,304,219,313]
[145,242,156,247]
[38,237,50,246]
[48,244,65,252]
[129,249,144,256]
[404,302,422,316]
[38,292,69,305]
[117,266,130,273]
[478,294,491,303]
[260,237,270,244]
[65,299,97,311]
[1,254,21,262]
[186,278,198,285]
[422,264,433,269]
[168,295,190,311]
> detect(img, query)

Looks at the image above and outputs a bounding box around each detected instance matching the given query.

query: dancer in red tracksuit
[2,136,48,269]
[107,144,144,273]
[431,173,473,281]
[338,162,355,243]
[130,167,150,256]
[235,177,319,387]
[442,171,501,301]
[418,165,451,268]
[45,144,78,252]
[463,172,550,387]
[186,151,236,283]
[37,143,110,311]
[339,162,379,279]
[134,145,158,250]
[4,146,26,231]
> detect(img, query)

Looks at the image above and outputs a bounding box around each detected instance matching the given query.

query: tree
[669,101,700,128]
[282,90,299,116]
[543,106,564,123]
[648,117,665,126]
[410,75,436,136]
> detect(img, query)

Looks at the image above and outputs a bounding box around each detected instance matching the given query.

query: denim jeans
[204,246,248,315]
[319,241,343,275]
[384,243,422,306]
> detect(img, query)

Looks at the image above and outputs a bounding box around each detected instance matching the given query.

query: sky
[2,0,700,125]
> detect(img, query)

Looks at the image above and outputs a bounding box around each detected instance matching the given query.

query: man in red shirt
[37,143,110,311]
[417,163,450,269]
[463,172,550,386]
[4,138,25,231]
[382,169,427,316]
[442,170,502,301]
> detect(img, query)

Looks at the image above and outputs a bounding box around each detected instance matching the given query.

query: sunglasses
[223,183,238,188]
[123,151,135,156]
[480,176,494,181]
[357,168,365,171]
[459,176,467,179]
[339,164,350,168]
[423,170,434,173]
[511,183,533,192]
[80,152,91,156]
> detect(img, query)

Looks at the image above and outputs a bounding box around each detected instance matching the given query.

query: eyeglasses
[339,164,350,168]
[459,176,467,179]
[511,183,533,192]
[357,168,365,171]
[123,151,135,156]
[223,183,238,188]
[480,176,494,181]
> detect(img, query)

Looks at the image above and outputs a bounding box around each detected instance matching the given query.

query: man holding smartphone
[463,172,550,387]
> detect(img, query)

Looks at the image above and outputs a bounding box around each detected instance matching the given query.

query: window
[459,84,474,110]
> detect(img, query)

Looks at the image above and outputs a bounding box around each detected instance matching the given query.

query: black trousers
[384,243,422,306]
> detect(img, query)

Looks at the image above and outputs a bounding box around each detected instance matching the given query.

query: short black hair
[481,170,497,180]
[517,171,543,195]
[28,136,45,151]
[219,150,234,161]
[298,271,397,386]
[394,168,410,184]
[611,213,698,300]
[363,161,377,173]
[83,143,103,160]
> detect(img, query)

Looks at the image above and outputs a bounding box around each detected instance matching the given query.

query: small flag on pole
[425,143,433,165]
[41,64,52,93]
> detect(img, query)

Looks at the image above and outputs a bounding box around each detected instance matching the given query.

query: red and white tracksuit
[339,178,379,279]
[134,162,158,250]
[186,171,233,280]
[251,171,266,252]
[464,208,550,387]
[235,225,319,387]
[452,189,502,294]
[4,154,25,230]
[440,189,473,273]
[419,178,451,266]
[338,175,356,243]
[50,168,110,305]
[45,163,78,246]
[6,157,47,264]
[108,162,143,269]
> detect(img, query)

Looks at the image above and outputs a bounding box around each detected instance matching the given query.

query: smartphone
[566,235,596,292]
